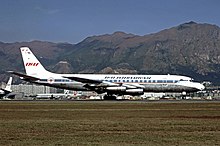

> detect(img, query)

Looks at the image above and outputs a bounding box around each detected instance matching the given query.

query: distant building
[0,82,6,89]
[12,84,52,96]
[11,84,96,98]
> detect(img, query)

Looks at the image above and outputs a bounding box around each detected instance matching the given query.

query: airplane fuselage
[30,74,204,95]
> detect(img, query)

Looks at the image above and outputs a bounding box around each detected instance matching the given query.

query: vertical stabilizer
[5,77,12,92]
[20,47,51,77]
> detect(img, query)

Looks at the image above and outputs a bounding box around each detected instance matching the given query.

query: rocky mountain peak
[52,61,73,74]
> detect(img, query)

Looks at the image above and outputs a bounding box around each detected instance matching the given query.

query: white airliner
[9,47,205,99]
[0,77,13,99]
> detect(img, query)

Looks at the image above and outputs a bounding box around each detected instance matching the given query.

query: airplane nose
[198,83,205,90]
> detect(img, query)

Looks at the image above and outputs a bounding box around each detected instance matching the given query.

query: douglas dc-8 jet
[9,47,205,99]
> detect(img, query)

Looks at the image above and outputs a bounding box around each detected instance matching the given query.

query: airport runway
[0,99,220,145]
[1,99,220,103]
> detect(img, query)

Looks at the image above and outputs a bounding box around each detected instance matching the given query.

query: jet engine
[105,87,144,95]
[125,89,144,95]
[106,86,126,91]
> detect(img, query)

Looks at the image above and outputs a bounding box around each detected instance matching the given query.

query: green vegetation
[0,101,220,145]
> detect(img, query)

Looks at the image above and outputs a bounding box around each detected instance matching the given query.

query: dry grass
[0,101,220,145]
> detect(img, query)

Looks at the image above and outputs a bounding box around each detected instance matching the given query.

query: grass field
[0,101,220,146]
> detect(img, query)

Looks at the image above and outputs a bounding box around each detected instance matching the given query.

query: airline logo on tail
[26,63,39,66]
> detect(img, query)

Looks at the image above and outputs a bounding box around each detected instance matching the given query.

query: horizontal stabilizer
[8,71,40,81]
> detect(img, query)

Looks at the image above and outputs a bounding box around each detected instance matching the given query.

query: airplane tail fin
[4,77,12,92]
[20,47,51,77]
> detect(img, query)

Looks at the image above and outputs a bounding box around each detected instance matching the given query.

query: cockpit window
[180,79,193,82]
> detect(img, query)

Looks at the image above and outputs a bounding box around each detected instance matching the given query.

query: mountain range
[1,21,220,85]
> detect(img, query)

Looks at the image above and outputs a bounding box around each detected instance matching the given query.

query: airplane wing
[63,76,120,87]
[123,83,145,89]
[63,76,145,89]
[8,71,40,81]
[63,76,102,84]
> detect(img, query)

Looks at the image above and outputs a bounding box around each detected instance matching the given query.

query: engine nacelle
[125,89,144,95]
[106,86,126,91]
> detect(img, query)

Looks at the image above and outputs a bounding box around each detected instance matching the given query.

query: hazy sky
[0,0,220,43]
